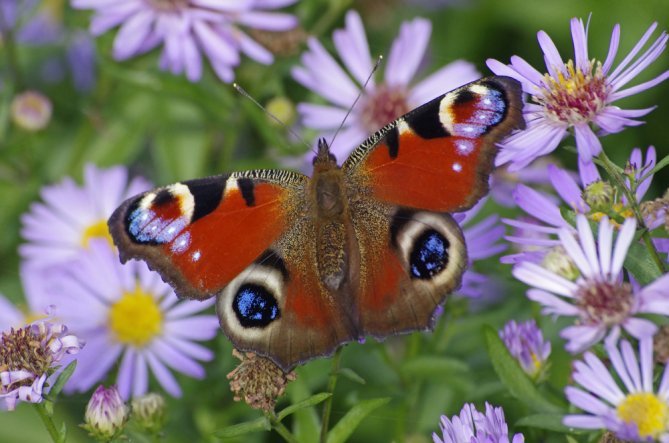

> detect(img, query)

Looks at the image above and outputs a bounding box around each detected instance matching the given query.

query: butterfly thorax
[310,140,359,294]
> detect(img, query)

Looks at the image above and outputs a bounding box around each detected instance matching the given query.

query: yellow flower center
[109,286,162,347]
[616,392,669,439]
[81,220,114,248]
[538,59,609,125]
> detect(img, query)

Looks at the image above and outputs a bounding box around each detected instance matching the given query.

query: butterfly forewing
[108,170,307,300]
[343,76,525,213]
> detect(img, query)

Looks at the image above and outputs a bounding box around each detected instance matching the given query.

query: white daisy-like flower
[513,214,669,353]
[20,164,150,269]
[51,240,219,399]
[564,337,669,442]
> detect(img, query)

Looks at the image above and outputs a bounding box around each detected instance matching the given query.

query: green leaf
[337,368,366,385]
[212,417,270,439]
[483,326,562,414]
[515,414,570,433]
[624,239,663,286]
[326,397,390,443]
[277,393,331,421]
[48,360,77,399]
[399,356,469,379]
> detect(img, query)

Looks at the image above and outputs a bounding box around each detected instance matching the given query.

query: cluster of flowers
[294,11,669,443]
[1,165,219,412]
[3,1,669,441]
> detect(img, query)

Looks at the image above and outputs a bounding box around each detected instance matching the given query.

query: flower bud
[265,96,296,127]
[81,385,128,442]
[10,90,52,131]
[542,246,579,281]
[583,180,615,212]
[131,392,166,434]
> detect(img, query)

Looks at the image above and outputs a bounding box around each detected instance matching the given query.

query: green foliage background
[0,0,668,441]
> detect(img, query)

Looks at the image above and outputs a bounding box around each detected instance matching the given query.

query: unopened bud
[81,385,128,442]
[10,90,52,131]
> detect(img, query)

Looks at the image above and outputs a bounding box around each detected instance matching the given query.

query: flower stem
[268,411,299,443]
[598,151,667,274]
[319,347,343,443]
[34,403,65,443]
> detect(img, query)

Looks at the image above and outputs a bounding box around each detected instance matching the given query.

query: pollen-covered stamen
[616,392,669,439]
[538,60,609,125]
[0,326,53,388]
[360,84,410,133]
[576,280,634,326]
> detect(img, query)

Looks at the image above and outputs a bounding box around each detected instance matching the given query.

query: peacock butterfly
[108,76,525,371]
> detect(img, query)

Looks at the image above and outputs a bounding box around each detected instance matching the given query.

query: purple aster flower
[503,146,667,264]
[454,199,507,299]
[0,321,84,410]
[50,240,218,399]
[564,337,669,442]
[487,17,669,171]
[513,214,669,353]
[499,319,551,380]
[433,402,525,443]
[292,10,480,159]
[73,0,297,83]
[20,164,150,269]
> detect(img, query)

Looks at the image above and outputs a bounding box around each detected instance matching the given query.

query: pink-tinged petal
[578,157,601,186]
[191,0,253,11]
[509,55,547,89]
[563,414,606,429]
[576,214,600,276]
[622,317,658,341]
[570,18,589,71]
[594,107,650,134]
[537,30,564,77]
[182,35,203,82]
[500,123,566,171]
[611,217,636,276]
[410,60,479,105]
[164,336,213,361]
[296,103,348,130]
[526,289,580,316]
[151,340,205,378]
[254,0,298,8]
[610,69,669,101]
[193,22,240,65]
[609,31,668,91]
[597,217,614,277]
[565,386,611,415]
[659,365,669,397]
[620,340,642,392]
[562,325,606,353]
[634,146,656,200]
[574,354,625,403]
[514,263,578,297]
[327,125,368,159]
[548,165,587,212]
[165,298,214,319]
[0,296,24,331]
[558,223,593,277]
[164,317,219,340]
[332,11,373,86]
[237,31,273,64]
[132,352,148,398]
[573,124,601,161]
[486,58,536,93]
[116,348,136,399]
[639,337,654,392]
[637,274,669,314]
[602,24,621,74]
[605,340,637,394]
[513,184,564,228]
[386,18,431,87]
[112,10,155,60]
[236,12,296,31]
[608,22,659,80]
[90,11,137,36]
[146,352,181,397]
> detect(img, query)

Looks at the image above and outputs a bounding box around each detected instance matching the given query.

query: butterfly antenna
[232,83,313,152]
[328,55,383,150]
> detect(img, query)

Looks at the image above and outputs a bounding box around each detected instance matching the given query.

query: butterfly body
[109,76,525,371]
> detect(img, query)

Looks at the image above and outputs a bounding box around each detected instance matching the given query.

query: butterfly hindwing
[343,76,525,212]
[108,170,307,300]
[215,223,359,371]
